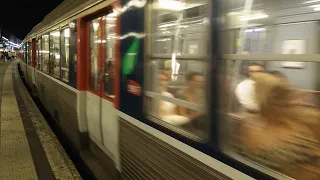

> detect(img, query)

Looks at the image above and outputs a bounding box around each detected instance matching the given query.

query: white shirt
[235,79,259,111]
[160,91,177,115]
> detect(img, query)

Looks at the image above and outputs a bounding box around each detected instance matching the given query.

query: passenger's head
[159,73,169,91]
[248,63,264,77]
[186,72,205,89]
[269,70,287,80]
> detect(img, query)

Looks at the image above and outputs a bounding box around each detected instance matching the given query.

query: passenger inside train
[235,63,264,113]
[232,72,320,179]
[18,0,320,179]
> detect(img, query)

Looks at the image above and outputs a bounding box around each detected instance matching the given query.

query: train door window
[36,38,41,70]
[61,28,70,82]
[145,0,209,139]
[42,35,49,74]
[49,31,61,78]
[104,13,117,99]
[219,0,320,179]
[69,20,77,88]
[89,17,101,92]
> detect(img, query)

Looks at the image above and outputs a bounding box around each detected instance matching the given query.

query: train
[18,0,320,179]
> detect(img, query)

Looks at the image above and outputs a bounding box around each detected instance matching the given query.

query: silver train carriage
[19,0,320,179]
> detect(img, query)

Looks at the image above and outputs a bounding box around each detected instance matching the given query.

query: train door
[85,9,119,153]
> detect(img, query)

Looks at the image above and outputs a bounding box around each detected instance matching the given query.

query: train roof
[23,0,104,42]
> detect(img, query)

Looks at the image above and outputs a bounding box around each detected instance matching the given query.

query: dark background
[0,0,63,40]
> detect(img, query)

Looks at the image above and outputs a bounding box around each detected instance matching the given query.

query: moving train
[19,0,319,179]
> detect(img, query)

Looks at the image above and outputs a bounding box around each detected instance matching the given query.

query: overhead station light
[244,28,266,33]
[309,4,320,7]
[64,28,70,38]
[238,13,269,21]
[307,3,320,11]
[50,31,60,37]
[105,17,116,21]
[93,22,99,31]
[155,0,205,11]
[254,28,266,32]
[304,0,320,4]
[158,0,186,11]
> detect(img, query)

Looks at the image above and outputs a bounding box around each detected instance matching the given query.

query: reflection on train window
[61,28,70,82]
[27,41,32,66]
[220,0,320,179]
[23,45,27,63]
[89,18,100,92]
[36,39,41,70]
[145,0,209,138]
[104,13,116,99]
[41,35,50,74]
[50,31,61,78]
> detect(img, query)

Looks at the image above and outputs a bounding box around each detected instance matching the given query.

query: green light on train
[123,38,139,75]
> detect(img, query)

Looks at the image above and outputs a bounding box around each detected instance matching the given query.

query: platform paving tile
[14,62,82,180]
[0,63,38,180]
[0,61,82,180]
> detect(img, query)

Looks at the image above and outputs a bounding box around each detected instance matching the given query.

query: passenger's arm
[178,106,189,117]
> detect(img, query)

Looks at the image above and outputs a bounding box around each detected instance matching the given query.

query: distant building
[0,26,22,52]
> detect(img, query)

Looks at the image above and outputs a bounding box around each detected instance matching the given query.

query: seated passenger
[235,63,264,112]
[269,70,318,106]
[159,72,177,117]
[236,72,320,179]
[177,72,205,119]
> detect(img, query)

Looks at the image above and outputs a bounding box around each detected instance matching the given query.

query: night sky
[0,0,63,40]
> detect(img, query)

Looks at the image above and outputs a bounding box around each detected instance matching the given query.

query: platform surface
[0,60,82,180]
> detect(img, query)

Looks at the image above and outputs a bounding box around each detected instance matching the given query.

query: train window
[36,39,41,70]
[61,28,70,82]
[49,31,61,78]
[89,17,101,92]
[27,41,32,66]
[23,44,27,63]
[145,0,209,139]
[219,0,320,179]
[41,35,49,74]
[104,13,116,99]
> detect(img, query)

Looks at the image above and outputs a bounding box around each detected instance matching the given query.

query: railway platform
[0,60,82,180]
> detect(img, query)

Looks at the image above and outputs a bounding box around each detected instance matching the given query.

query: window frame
[41,34,50,74]
[36,37,42,70]
[103,13,117,100]
[23,44,27,63]
[27,41,32,66]
[49,30,61,79]
[35,22,77,86]
[141,1,280,180]
[60,26,71,83]
[88,17,102,94]
[85,7,118,103]
[143,0,210,142]
[218,54,320,179]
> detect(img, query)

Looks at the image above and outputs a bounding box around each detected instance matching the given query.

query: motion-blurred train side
[18,0,320,179]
